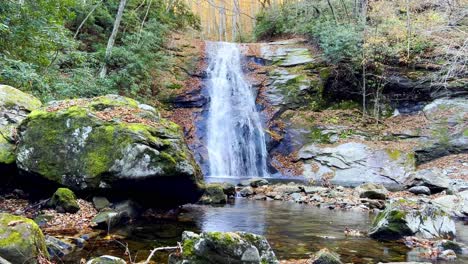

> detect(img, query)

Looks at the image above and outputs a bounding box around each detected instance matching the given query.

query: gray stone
[310,248,342,264]
[408,186,431,195]
[239,187,254,197]
[241,246,261,262]
[199,183,227,204]
[405,169,450,193]
[290,193,303,202]
[355,183,389,200]
[432,190,468,217]
[92,197,110,210]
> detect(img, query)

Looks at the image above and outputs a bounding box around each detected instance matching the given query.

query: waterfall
[206,42,269,178]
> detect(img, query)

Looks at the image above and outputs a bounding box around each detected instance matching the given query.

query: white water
[206,42,269,178]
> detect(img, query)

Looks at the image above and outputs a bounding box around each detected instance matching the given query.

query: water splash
[206,42,269,178]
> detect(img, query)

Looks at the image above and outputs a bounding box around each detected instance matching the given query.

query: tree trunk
[99,0,127,78]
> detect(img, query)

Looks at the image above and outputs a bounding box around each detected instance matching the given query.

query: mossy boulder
[16,95,204,207]
[0,85,41,169]
[198,183,227,204]
[169,231,279,264]
[310,248,343,264]
[47,188,80,213]
[369,199,456,241]
[0,213,49,263]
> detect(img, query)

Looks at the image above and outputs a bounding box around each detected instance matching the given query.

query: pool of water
[67,199,468,263]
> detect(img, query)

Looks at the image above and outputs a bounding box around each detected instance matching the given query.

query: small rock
[47,188,80,213]
[355,183,389,200]
[199,184,227,204]
[408,186,431,195]
[239,187,254,197]
[405,169,450,193]
[439,249,457,260]
[290,193,303,202]
[254,194,267,200]
[310,248,342,264]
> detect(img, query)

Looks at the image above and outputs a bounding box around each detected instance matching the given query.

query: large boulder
[415,98,468,164]
[299,142,415,188]
[16,95,204,206]
[169,231,279,264]
[198,183,227,204]
[0,213,49,263]
[369,199,456,240]
[355,183,389,200]
[0,85,41,170]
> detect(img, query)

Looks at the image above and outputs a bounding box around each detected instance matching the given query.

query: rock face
[16,95,204,206]
[0,85,41,170]
[169,231,279,264]
[369,200,456,240]
[0,213,49,263]
[299,142,415,188]
[47,188,80,213]
[415,98,468,164]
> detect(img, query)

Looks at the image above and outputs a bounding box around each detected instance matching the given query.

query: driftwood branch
[142,242,182,264]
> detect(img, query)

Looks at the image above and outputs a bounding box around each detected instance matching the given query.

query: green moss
[463,129,468,137]
[0,85,42,111]
[182,238,195,257]
[0,213,49,259]
[386,149,401,161]
[319,67,332,80]
[0,136,15,165]
[307,127,331,144]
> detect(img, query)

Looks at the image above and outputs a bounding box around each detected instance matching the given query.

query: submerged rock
[16,95,204,206]
[169,231,279,264]
[369,199,455,240]
[0,85,41,170]
[310,248,343,264]
[0,213,49,263]
[47,188,80,213]
[92,196,110,211]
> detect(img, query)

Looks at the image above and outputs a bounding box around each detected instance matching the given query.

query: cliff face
[167,37,467,188]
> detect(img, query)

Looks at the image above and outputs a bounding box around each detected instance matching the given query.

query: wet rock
[16,95,204,207]
[310,248,342,264]
[239,187,254,197]
[86,255,126,264]
[299,143,415,188]
[92,196,110,211]
[405,169,450,193]
[302,186,328,194]
[369,199,456,240]
[435,240,466,254]
[91,200,139,229]
[0,213,49,263]
[199,184,227,204]
[290,193,304,203]
[45,235,75,258]
[0,85,41,171]
[254,194,267,200]
[355,183,389,200]
[168,231,279,264]
[408,186,431,195]
[47,188,80,213]
[220,182,236,197]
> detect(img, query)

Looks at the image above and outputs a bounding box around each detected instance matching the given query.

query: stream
[67,198,468,263]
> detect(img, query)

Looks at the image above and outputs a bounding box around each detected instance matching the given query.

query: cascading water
[205,42,269,178]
